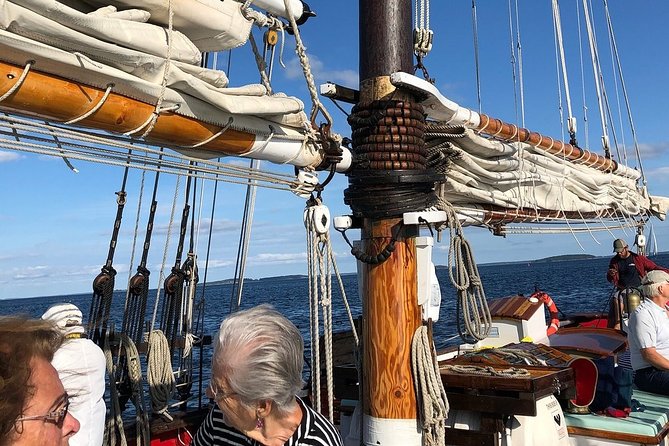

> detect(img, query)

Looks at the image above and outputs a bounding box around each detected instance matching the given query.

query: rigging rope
[581,0,611,157]
[230,159,260,312]
[551,0,577,145]
[437,198,492,342]
[147,330,176,421]
[411,324,448,446]
[602,0,646,184]
[89,150,132,344]
[305,199,341,422]
[471,0,482,112]
[0,115,310,192]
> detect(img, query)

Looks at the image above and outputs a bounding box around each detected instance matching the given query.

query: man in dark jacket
[607,239,669,290]
[606,238,669,329]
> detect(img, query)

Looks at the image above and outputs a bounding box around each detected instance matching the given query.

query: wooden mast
[349,1,428,444]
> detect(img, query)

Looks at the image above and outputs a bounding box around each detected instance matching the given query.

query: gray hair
[212,304,304,414]
[642,281,663,299]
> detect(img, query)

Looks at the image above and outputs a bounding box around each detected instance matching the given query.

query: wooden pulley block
[265,29,279,46]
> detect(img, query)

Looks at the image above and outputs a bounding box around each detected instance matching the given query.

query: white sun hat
[41,303,85,336]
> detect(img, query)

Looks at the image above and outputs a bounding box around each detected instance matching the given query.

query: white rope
[120,334,151,446]
[306,217,321,413]
[0,115,305,191]
[181,117,234,149]
[305,200,337,422]
[138,0,176,139]
[414,0,433,57]
[150,168,182,331]
[411,325,448,446]
[64,84,114,125]
[581,0,610,154]
[575,1,590,149]
[603,0,646,184]
[103,335,128,446]
[282,0,332,127]
[471,0,482,112]
[231,159,261,311]
[552,0,575,129]
[0,61,33,103]
[438,198,491,341]
[147,330,176,422]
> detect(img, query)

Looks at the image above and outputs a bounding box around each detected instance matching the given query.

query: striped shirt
[192,396,343,446]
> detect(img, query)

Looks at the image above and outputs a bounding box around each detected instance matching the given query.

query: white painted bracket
[403,210,447,226]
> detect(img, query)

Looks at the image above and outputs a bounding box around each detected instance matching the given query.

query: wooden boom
[0,61,256,155]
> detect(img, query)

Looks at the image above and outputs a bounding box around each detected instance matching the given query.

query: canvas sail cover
[75,0,253,51]
[437,128,662,219]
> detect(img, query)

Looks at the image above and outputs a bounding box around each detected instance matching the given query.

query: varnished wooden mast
[355,0,422,443]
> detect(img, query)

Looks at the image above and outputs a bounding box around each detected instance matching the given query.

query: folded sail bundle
[0,0,339,169]
[431,127,664,223]
[391,72,669,225]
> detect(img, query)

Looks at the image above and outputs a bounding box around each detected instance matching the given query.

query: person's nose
[62,412,80,440]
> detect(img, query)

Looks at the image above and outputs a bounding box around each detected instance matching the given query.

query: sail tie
[64,83,114,125]
[0,60,32,103]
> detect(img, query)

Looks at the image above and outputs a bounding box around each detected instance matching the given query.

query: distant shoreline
[3,252,667,300]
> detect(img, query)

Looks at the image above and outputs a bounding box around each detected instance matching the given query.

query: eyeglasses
[207,382,237,403]
[17,398,70,428]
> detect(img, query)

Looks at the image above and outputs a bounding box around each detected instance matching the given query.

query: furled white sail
[0,0,354,170]
[440,128,651,217]
[74,0,253,51]
[392,72,669,224]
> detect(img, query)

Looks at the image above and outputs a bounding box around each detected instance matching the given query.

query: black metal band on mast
[88,149,132,344]
[345,1,438,219]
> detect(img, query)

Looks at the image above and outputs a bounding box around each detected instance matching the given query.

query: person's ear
[257,400,272,417]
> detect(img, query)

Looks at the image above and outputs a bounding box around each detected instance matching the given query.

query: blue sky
[2,1,669,299]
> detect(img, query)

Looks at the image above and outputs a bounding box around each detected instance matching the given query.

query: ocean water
[3,253,666,415]
[3,253,667,349]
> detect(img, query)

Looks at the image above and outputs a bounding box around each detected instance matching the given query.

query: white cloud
[0,150,20,163]
[284,54,358,88]
[13,266,50,280]
[646,166,669,178]
[637,142,669,159]
[250,252,307,264]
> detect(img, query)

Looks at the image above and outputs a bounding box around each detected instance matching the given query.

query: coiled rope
[147,330,176,421]
[443,364,530,378]
[437,197,492,341]
[411,325,448,446]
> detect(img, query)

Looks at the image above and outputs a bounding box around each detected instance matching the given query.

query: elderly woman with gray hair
[192,305,342,446]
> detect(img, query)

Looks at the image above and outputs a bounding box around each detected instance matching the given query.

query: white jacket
[52,337,107,446]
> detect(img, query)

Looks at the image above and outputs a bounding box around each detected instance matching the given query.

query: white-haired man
[42,303,106,446]
[628,271,669,395]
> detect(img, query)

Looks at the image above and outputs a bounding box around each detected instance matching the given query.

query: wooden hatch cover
[487,294,544,321]
[548,327,627,358]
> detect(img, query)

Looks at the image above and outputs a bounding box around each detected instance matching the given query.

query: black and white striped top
[191,396,343,446]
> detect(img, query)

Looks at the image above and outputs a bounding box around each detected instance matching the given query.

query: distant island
[532,254,597,263]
